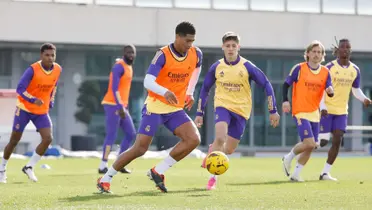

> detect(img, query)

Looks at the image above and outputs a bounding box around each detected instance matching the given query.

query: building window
[0,49,12,76]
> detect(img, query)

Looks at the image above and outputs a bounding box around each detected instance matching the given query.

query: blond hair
[304,40,326,62]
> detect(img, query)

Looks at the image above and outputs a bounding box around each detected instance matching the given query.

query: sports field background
[1,157,371,210]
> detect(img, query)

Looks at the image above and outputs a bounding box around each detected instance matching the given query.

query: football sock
[26,151,41,168]
[101,166,117,183]
[154,156,177,175]
[322,163,332,174]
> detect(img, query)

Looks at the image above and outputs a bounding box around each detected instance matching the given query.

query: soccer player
[0,43,62,183]
[97,21,203,193]
[98,45,137,174]
[281,40,334,182]
[317,39,371,181]
[195,32,280,190]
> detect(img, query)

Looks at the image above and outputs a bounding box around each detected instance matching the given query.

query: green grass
[1,157,372,209]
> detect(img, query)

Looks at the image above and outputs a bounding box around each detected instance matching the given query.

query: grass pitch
[1,157,372,209]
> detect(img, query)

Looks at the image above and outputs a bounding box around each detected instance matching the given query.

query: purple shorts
[320,114,348,133]
[138,105,192,136]
[293,117,319,142]
[12,107,52,132]
[215,107,247,140]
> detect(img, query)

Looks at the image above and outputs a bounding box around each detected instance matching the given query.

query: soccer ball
[205,151,230,175]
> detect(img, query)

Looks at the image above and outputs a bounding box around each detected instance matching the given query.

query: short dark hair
[222,32,240,44]
[40,43,56,53]
[175,21,195,36]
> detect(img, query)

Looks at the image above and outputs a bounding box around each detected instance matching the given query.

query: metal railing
[12,0,372,16]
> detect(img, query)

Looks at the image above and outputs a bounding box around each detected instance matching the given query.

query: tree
[74,80,101,126]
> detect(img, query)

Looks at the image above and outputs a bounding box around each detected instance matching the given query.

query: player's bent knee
[42,135,53,144]
[224,147,235,155]
[133,134,152,156]
[303,138,317,151]
[188,134,201,148]
[332,130,344,141]
[9,132,22,145]
[214,135,227,146]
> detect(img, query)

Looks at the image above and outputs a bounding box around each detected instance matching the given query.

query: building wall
[1,1,372,151]
[1,1,372,51]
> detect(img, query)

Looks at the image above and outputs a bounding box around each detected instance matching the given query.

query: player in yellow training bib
[317,38,371,181]
[194,32,280,190]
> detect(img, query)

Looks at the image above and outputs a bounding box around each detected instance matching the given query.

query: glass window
[282,58,303,78]
[0,78,11,88]
[0,50,12,76]
[85,52,120,76]
[358,0,372,15]
[250,83,282,146]
[136,0,172,7]
[95,0,133,6]
[134,51,156,77]
[323,0,356,14]
[54,0,93,4]
[287,0,321,13]
[175,0,211,9]
[248,56,268,74]
[250,0,285,12]
[266,58,282,81]
[213,0,248,10]
[200,52,220,79]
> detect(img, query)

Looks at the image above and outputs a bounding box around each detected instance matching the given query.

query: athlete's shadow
[227,180,320,186]
[125,187,208,197]
[61,193,124,202]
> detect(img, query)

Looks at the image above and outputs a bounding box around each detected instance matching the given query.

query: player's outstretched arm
[350,67,371,106]
[16,67,37,103]
[111,64,125,109]
[195,61,218,117]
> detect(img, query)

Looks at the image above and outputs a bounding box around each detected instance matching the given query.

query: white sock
[154,156,177,175]
[99,161,108,170]
[1,158,8,171]
[292,163,304,177]
[285,149,296,160]
[26,152,41,168]
[210,174,217,180]
[101,166,117,183]
[322,163,332,174]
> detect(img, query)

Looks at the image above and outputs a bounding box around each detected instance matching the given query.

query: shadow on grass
[61,188,208,202]
[125,187,208,197]
[61,192,124,202]
[227,180,320,186]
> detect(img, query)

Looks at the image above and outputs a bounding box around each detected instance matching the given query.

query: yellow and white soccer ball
[205,151,230,175]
